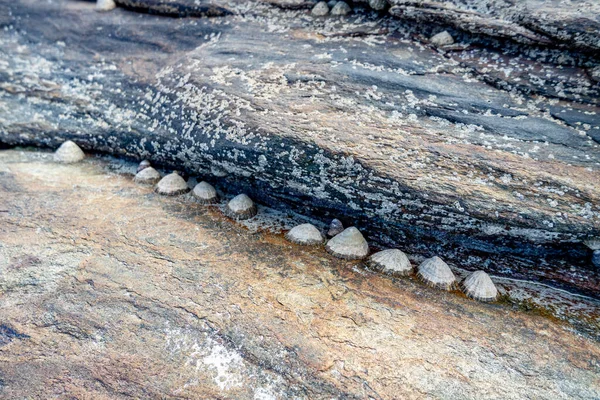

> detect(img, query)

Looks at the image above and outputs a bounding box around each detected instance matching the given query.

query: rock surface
[1,149,599,399]
[0,0,599,297]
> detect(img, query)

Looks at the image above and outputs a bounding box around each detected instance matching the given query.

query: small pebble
[327,218,344,238]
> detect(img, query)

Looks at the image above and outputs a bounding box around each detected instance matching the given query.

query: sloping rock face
[0,150,599,399]
[0,0,599,295]
[389,0,600,53]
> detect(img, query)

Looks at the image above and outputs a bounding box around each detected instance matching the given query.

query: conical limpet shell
[367,249,412,276]
[311,1,329,16]
[134,167,161,185]
[417,256,456,290]
[192,181,219,205]
[285,223,324,246]
[225,194,257,220]
[331,1,351,15]
[430,31,454,46]
[54,140,85,163]
[584,239,600,251]
[137,159,151,173]
[584,239,600,267]
[327,219,344,238]
[326,227,369,260]
[369,0,387,11]
[96,0,116,11]
[155,172,189,196]
[461,270,498,302]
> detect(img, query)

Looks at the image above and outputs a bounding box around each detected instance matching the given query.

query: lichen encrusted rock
[326,227,369,260]
[285,223,324,245]
[54,141,85,164]
[367,249,412,276]
[417,256,457,290]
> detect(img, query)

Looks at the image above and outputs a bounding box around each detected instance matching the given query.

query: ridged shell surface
[155,173,189,196]
[331,1,351,15]
[312,1,329,16]
[192,181,218,204]
[54,141,85,163]
[225,194,257,220]
[417,256,456,290]
[326,227,369,260]
[285,223,324,245]
[367,249,412,276]
[430,31,454,46]
[134,167,161,185]
[584,239,600,251]
[461,270,498,302]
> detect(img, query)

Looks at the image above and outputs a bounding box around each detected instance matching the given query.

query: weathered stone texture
[0,150,599,398]
[0,0,599,295]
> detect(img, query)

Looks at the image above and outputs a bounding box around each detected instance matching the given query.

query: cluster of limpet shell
[311,0,389,17]
[283,217,499,301]
[51,140,504,304]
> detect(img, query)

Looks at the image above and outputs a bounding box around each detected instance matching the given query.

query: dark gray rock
[0,0,599,295]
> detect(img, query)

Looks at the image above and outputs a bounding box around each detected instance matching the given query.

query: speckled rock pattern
[0,0,599,296]
[1,150,599,399]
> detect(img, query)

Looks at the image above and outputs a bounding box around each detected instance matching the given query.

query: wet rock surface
[0,150,599,399]
[0,0,599,298]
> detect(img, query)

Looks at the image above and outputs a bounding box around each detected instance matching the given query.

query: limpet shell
[367,249,412,276]
[96,0,116,11]
[134,167,161,185]
[417,256,456,290]
[584,239,600,251]
[225,194,257,220]
[430,31,454,46]
[312,1,329,16]
[155,172,189,196]
[137,159,151,173]
[461,270,498,302]
[326,227,369,260]
[285,223,324,246]
[331,1,351,15]
[369,0,387,11]
[192,181,219,204]
[54,140,85,163]
[327,218,344,238]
